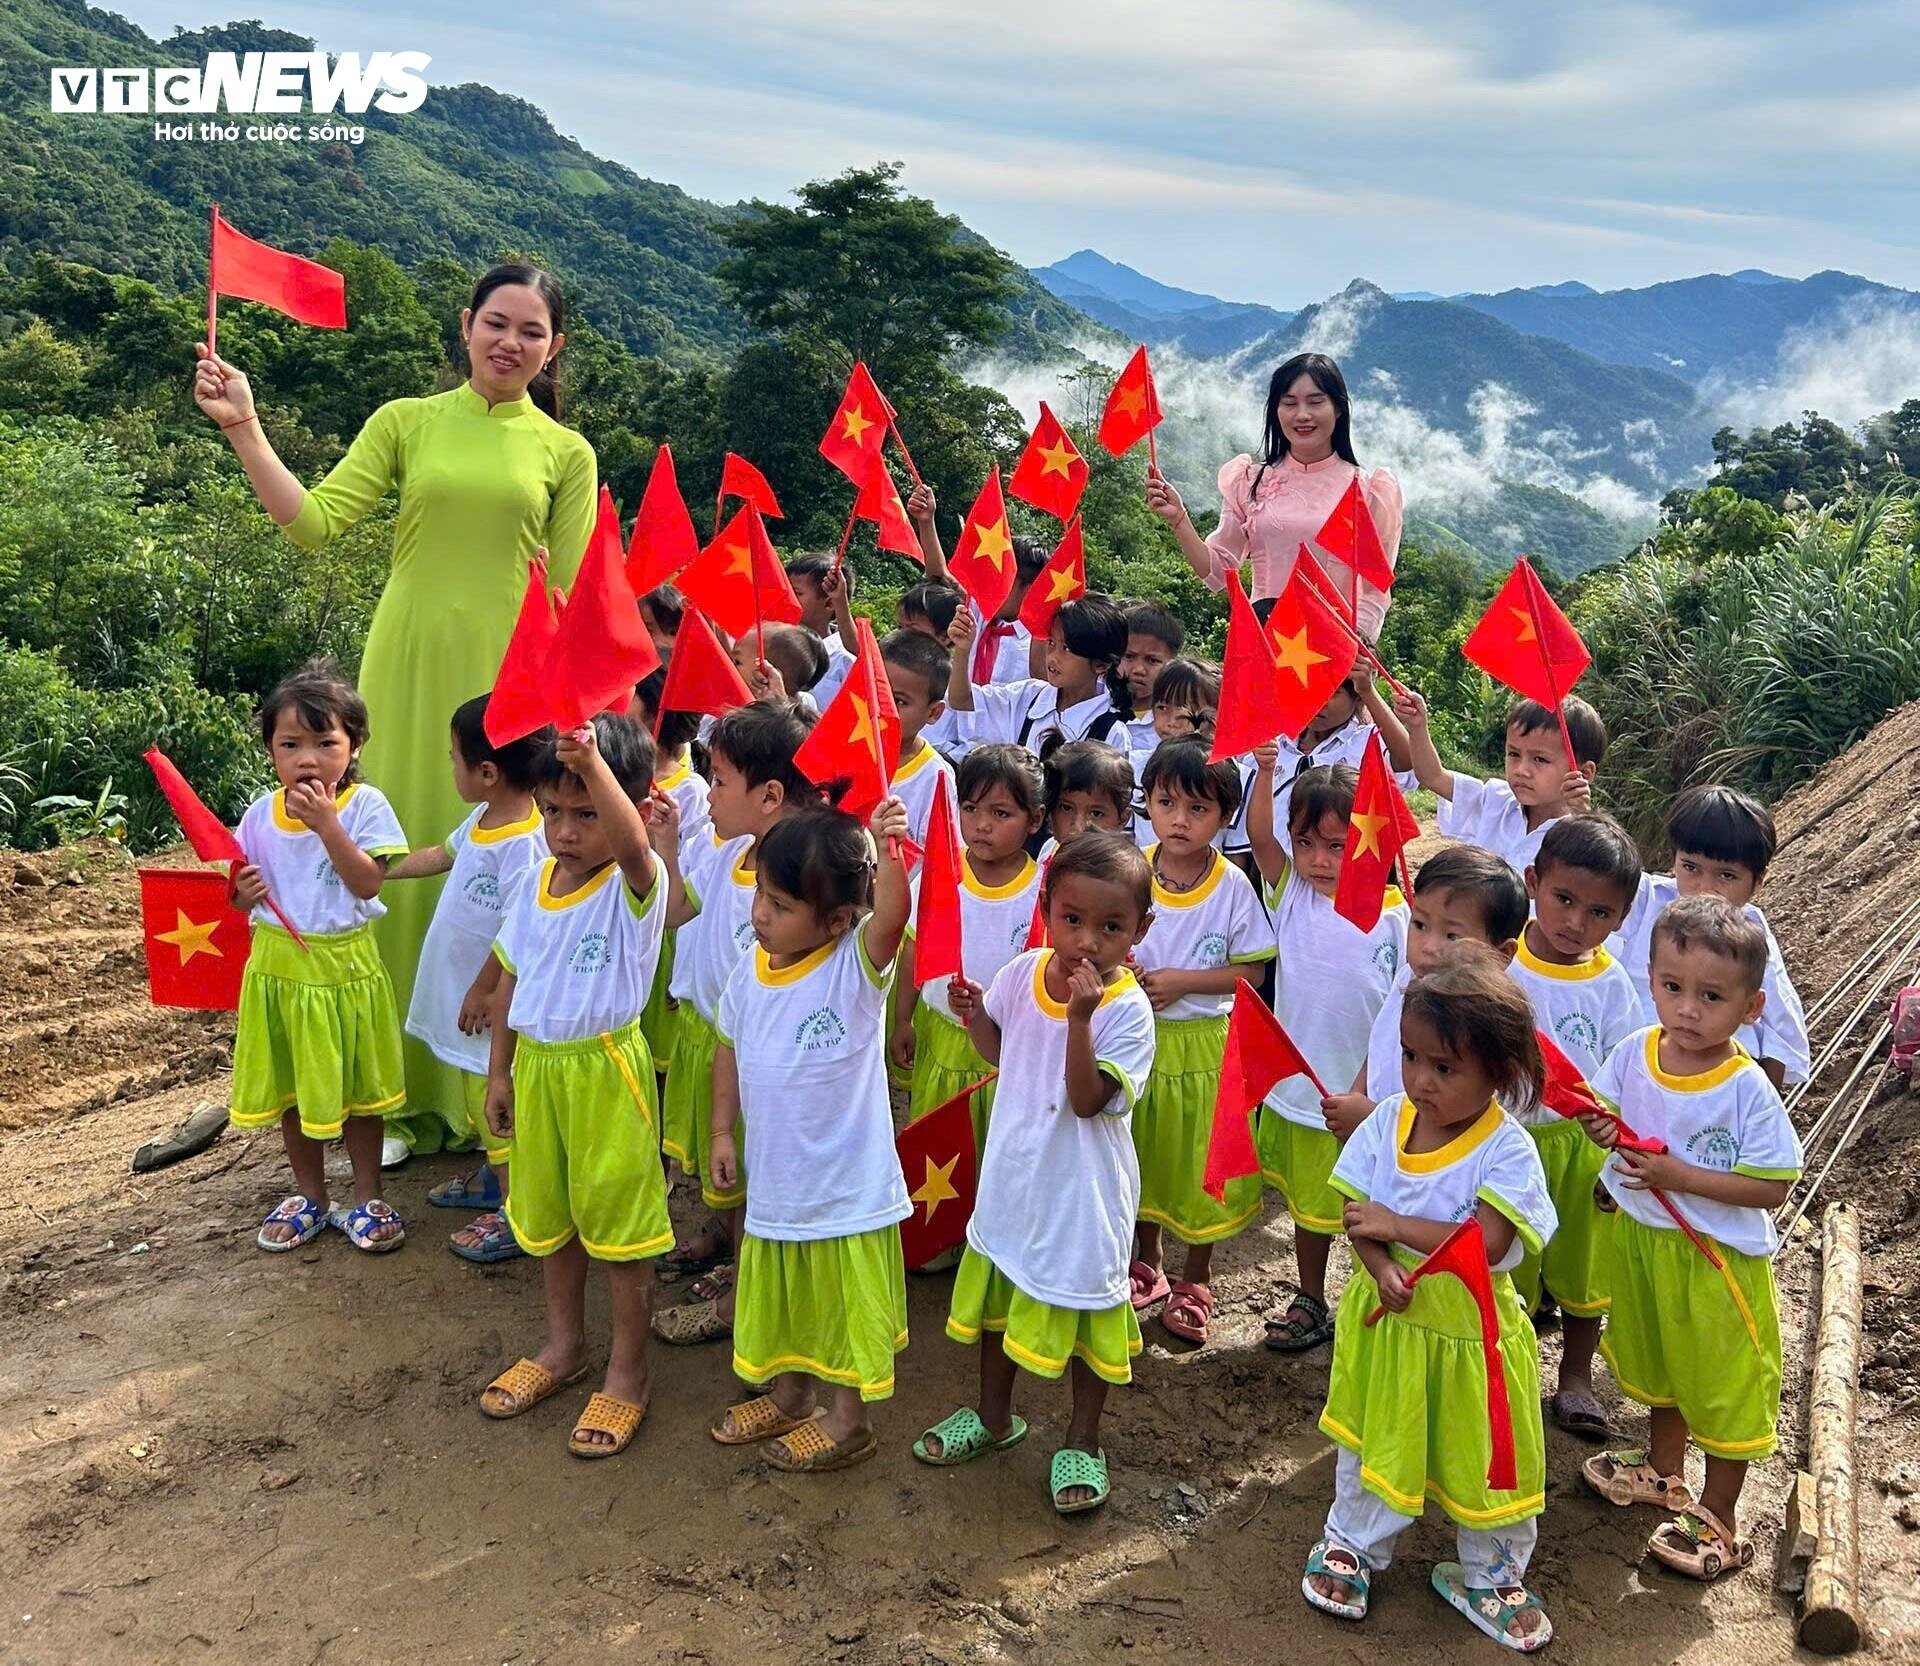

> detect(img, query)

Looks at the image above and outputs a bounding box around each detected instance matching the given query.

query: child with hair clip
[706,800,915,1470]
[892,745,1047,1154]
[390,693,547,1261]
[1246,758,1407,1355]
[1041,740,1136,856]
[1128,739,1272,1343]
[477,715,672,1459]
[1304,947,1557,1648]
[946,593,1133,761]
[233,660,411,1255]
[917,831,1158,1517]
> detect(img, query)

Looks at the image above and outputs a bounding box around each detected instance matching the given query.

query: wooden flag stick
[889,420,923,490]
[715,484,726,544]
[830,498,859,576]
[207,203,219,355]
[1296,556,1411,698]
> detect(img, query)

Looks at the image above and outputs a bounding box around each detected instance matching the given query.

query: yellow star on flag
[840,402,876,445]
[1509,607,1538,643]
[1112,384,1147,418]
[1038,438,1079,479]
[970,518,1012,571]
[725,542,753,577]
[911,1151,962,1223]
[157,908,224,966]
[1045,566,1079,603]
[1349,804,1389,862]
[1272,625,1330,684]
[847,692,877,754]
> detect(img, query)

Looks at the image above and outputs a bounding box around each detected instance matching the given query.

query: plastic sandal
[1647,1506,1755,1581]
[479,1357,589,1419]
[1550,1387,1611,1441]
[1301,1538,1370,1621]
[330,1199,405,1253]
[711,1396,820,1446]
[449,1210,523,1263]
[1581,1447,1692,1510]
[569,1388,649,1459]
[427,1163,502,1211]
[650,1296,732,1345]
[1431,1562,1553,1652]
[1264,1290,1334,1353]
[1049,1447,1110,1515]
[685,1262,736,1303]
[256,1194,328,1252]
[912,1408,1029,1466]
[1128,1259,1171,1312]
[1160,1280,1213,1345]
[764,1419,878,1473]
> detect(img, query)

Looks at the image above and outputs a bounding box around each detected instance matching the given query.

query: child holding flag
[1305,948,1557,1649]
[879,630,957,849]
[946,594,1133,759]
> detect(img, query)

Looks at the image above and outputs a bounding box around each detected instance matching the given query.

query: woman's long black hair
[468,262,568,419]
[1251,352,1358,499]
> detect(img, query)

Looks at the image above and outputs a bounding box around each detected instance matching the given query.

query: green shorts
[1256,1110,1343,1235]
[733,1227,908,1402]
[946,1247,1142,1385]
[504,1020,674,1262]
[453,1068,511,1164]
[1513,1116,1610,1316]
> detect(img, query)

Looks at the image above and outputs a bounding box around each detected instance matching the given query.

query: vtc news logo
[50,51,431,116]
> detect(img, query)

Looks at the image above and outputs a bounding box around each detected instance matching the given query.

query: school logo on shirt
[313,856,344,891]
[1554,1011,1601,1060]
[1683,1125,1740,1171]
[569,932,611,976]
[1372,941,1400,978]
[732,920,758,952]
[795,1006,847,1052]
[1197,930,1228,968]
[463,871,503,912]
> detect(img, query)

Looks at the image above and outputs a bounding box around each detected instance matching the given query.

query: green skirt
[1320,1250,1547,1530]
[504,1020,674,1262]
[909,1002,997,1154]
[231,922,406,1142]
[946,1247,1142,1385]
[1135,1014,1260,1243]
[1598,1211,1782,1461]
[639,928,681,1075]
[1256,1109,1344,1235]
[1513,1117,1611,1316]
[663,1005,747,1208]
[733,1226,908,1402]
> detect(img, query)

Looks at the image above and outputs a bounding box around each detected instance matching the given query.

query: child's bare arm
[1245,743,1288,889]
[948,976,1002,1064]
[862,799,912,969]
[945,604,978,711]
[1390,687,1453,800]
[387,845,454,881]
[558,726,655,898]
[1359,677,1414,773]
[709,1043,742,1188]
[1611,1146,1791,1210]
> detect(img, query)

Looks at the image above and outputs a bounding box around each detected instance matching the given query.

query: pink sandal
[1128,1259,1171,1312]
[1161,1280,1213,1344]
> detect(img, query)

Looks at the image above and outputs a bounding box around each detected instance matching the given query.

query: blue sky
[110,0,1920,305]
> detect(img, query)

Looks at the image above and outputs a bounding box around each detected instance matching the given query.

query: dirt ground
[6,716,1920,1666]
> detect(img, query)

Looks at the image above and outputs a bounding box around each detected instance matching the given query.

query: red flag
[1462,558,1590,710]
[626,445,700,596]
[819,361,894,483]
[1314,473,1395,593]
[1203,981,1330,1198]
[853,453,922,561]
[1016,518,1086,637]
[654,607,753,727]
[1335,731,1421,932]
[546,486,661,730]
[1024,854,1051,951]
[913,773,965,987]
[1098,345,1162,457]
[676,506,802,641]
[719,452,782,520]
[858,617,904,778]
[140,868,248,1010]
[486,554,565,746]
[1008,402,1089,521]
[948,467,1018,624]
[1361,1218,1518,1491]
[794,620,896,819]
[896,1076,990,1267]
[1265,564,1360,737]
[1208,570,1290,762]
[210,206,346,329]
[143,749,307,948]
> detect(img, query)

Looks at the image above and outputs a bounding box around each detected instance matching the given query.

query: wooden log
[1799,1202,1864,1655]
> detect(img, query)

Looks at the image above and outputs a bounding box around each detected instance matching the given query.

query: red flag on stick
[626,445,700,596]
[896,1076,991,1267]
[1335,731,1421,932]
[948,467,1018,625]
[1008,402,1089,522]
[208,205,346,347]
[913,773,965,987]
[853,453,923,561]
[1314,473,1395,593]
[1361,1217,1518,1491]
[143,748,306,949]
[1016,518,1086,637]
[653,607,752,730]
[140,868,248,1010]
[794,619,897,820]
[1264,564,1360,739]
[1293,549,1412,699]
[677,506,802,643]
[1462,558,1590,766]
[1208,570,1292,762]
[547,487,661,730]
[718,453,782,523]
[1203,981,1330,1199]
[820,362,894,483]
[1098,345,1162,459]
[486,553,564,746]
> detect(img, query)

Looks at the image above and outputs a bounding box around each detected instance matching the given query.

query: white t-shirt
[1363,962,1414,1105]
[1266,869,1407,1127]
[1133,849,1273,1021]
[970,619,1035,688]
[1331,1097,1558,1274]
[908,853,1045,1023]
[968,949,1157,1309]
[951,681,1126,761]
[656,757,710,851]
[1590,1026,1803,1257]
[890,739,956,852]
[669,829,759,1023]
[814,630,859,711]
[406,805,547,1072]
[1507,938,1643,1118]
[236,783,408,934]
[1605,875,1810,1085]
[716,929,911,1242]
[1226,718,1413,857]
[1437,775,1557,875]
[494,855,664,1044]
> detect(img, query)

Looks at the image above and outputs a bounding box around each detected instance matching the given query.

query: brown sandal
[568,1388,650,1459]
[1647,1506,1754,1581]
[1581,1447,1692,1509]
[712,1395,821,1446]
[650,1296,732,1346]
[764,1418,878,1473]
[479,1357,588,1420]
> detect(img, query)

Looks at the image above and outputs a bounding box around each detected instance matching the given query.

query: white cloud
[1704,294,1920,430]
[1295,286,1382,360]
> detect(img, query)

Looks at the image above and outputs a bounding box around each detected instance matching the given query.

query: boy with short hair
[1582,895,1801,1583]
[879,629,957,848]
[1119,604,1185,758]
[734,623,831,709]
[898,580,962,646]
[1397,689,1599,872]
[786,553,860,708]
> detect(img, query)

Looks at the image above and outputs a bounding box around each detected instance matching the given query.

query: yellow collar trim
[730,848,756,888]
[963,852,1037,900]
[755,938,835,986]
[470,806,542,845]
[657,759,692,792]
[892,740,935,784]
[1644,1027,1750,1092]
[1395,1097,1504,1174]
[537,857,617,911]
[1030,949,1136,1020]
[1147,844,1227,908]
[271,783,359,833]
[1516,935,1614,981]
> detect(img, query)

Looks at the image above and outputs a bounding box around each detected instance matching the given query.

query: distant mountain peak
[1729,268,1789,285]
[1034,250,1223,316]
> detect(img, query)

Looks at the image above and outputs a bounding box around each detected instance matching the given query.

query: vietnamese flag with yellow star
[1008,401,1089,521]
[793,617,898,819]
[140,868,248,1009]
[1462,557,1590,710]
[1264,563,1360,738]
[853,452,923,561]
[675,504,802,642]
[948,465,1017,623]
[819,361,894,483]
[1098,345,1162,457]
[1314,472,1395,594]
[1334,731,1421,932]
[1016,517,1086,637]
[895,1074,991,1267]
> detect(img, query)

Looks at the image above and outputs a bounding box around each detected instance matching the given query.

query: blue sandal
[256,1194,328,1253]
[1049,1447,1110,1515]
[427,1163,502,1211]
[1302,1539,1370,1621]
[330,1199,406,1253]
[1431,1562,1553,1652]
[450,1209,524,1264]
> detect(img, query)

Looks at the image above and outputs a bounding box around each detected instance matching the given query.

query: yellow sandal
[764,1418,878,1473]
[711,1395,821,1446]
[479,1357,588,1420]
[568,1389,650,1459]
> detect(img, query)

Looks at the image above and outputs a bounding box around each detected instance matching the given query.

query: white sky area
[106,0,1920,304]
